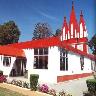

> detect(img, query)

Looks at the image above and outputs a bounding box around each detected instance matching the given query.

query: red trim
[61,37,88,45]
[57,73,92,83]
[83,43,87,53]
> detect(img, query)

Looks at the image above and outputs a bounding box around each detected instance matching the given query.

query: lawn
[0,87,27,96]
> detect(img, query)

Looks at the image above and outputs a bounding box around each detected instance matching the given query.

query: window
[60,48,68,71]
[34,48,48,69]
[80,56,84,70]
[91,60,95,71]
[3,56,11,66]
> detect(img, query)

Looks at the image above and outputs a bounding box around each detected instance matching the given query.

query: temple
[0,2,95,83]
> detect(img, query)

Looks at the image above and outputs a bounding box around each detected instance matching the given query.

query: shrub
[48,88,56,96]
[39,84,49,93]
[30,74,39,91]
[23,82,29,88]
[0,70,3,76]
[0,75,6,83]
[16,80,22,87]
[86,79,96,95]
[58,90,72,96]
[83,91,92,96]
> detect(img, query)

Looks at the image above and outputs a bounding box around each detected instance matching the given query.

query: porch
[10,57,28,78]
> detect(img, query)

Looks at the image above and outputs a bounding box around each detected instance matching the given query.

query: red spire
[72,1,74,10]
[61,16,69,40]
[69,1,79,38]
[62,17,69,34]
[70,1,76,22]
[79,10,86,31]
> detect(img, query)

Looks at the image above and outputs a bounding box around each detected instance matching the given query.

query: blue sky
[0,0,95,42]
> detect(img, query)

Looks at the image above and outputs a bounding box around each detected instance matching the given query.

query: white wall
[25,47,60,84]
[0,55,16,76]
[24,46,93,84]
[23,49,34,81]
[56,51,93,77]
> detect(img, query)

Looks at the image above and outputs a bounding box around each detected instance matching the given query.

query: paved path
[49,76,93,96]
[0,83,51,96]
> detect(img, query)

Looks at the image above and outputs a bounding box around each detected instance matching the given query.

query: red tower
[61,1,88,53]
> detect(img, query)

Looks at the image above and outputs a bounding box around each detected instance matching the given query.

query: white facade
[25,46,95,83]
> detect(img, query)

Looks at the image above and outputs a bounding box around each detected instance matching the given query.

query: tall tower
[61,1,88,53]
[78,10,88,53]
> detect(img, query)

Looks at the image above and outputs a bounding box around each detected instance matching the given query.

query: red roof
[3,36,96,61]
[0,46,25,57]
[6,37,60,49]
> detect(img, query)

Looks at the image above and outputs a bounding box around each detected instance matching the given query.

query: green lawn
[0,87,27,96]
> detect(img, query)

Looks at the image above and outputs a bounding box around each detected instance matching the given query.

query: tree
[55,28,62,36]
[0,21,20,45]
[32,22,52,39]
[88,34,96,55]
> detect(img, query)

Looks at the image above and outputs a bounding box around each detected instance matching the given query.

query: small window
[80,56,84,70]
[60,48,68,71]
[3,56,11,67]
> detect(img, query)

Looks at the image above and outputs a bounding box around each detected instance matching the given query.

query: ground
[0,76,93,96]
[0,83,51,96]
[0,87,27,96]
[48,76,93,96]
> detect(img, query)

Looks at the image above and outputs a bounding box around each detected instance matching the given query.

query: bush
[0,70,3,76]
[83,92,92,96]
[48,88,56,96]
[39,84,49,93]
[86,79,96,95]
[0,75,6,83]
[30,74,39,91]
[23,82,29,88]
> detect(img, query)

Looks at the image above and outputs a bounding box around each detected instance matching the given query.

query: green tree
[0,21,20,45]
[88,34,96,55]
[32,22,52,39]
[55,28,61,36]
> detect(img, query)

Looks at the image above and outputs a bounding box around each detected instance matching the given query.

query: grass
[0,87,27,96]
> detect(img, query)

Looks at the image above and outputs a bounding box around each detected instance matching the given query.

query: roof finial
[64,16,66,22]
[64,16,66,19]
[72,1,74,9]
[80,10,83,16]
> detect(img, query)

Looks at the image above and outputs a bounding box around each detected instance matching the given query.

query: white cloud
[38,11,58,21]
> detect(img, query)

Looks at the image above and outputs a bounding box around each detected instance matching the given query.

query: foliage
[38,84,72,96]
[0,75,6,83]
[55,28,62,36]
[39,84,49,93]
[22,82,29,88]
[32,22,52,39]
[0,70,3,76]
[30,74,39,91]
[83,92,92,96]
[86,79,96,95]
[48,88,56,96]
[0,21,20,45]
[88,34,96,55]
[10,79,29,88]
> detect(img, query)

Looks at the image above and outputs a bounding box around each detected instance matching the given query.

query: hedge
[86,79,96,95]
[30,74,39,91]
[0,70,3,76]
